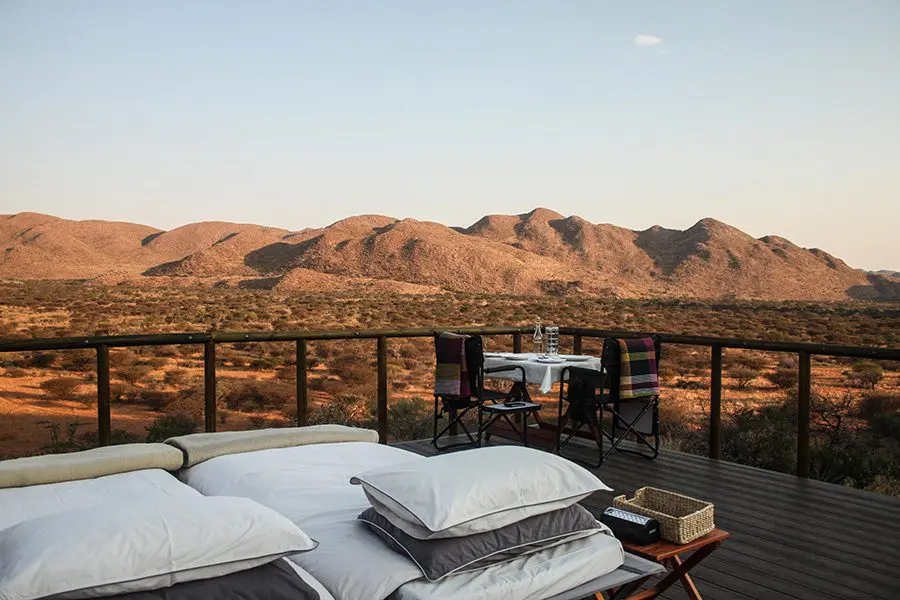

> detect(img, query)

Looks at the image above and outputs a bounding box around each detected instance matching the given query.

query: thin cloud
[633,34,663,47]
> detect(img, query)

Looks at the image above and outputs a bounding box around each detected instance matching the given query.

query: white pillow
[0,496,317,600]
[350,446,611,539]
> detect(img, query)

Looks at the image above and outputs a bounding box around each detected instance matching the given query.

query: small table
[619,529,730,600]
[483,353,603,394]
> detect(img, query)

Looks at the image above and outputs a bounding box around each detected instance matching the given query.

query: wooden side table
[618,529,730,600]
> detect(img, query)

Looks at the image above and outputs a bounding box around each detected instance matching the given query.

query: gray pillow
[358,503,604,581]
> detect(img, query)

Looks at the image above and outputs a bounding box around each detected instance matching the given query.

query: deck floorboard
[395,434,900,600]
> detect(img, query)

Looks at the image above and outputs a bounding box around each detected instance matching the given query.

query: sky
[1,1,898,270]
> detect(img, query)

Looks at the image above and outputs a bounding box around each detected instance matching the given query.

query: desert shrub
[729,353,768,371]
[26,352,56,369]
[675,379,704,390]
[275,366,296,381]
[387,397,432,442]
[728,366,758,389]
[250,357,278,370]
[140,357,169,369]
[163,368,193,387]
[118,364,154,387]
[3,367,28,378]
[145,413,200,442]
[38,419,138,453]
[140,390,175,411]
[765,368,798,389]
[110,350,138,368]
[220,379,292,411]
[308,394,373,428]
[37,420,86,453]
[844,361,884,390]
[858,393,900,422]
[39,377,83,401]
[61,351,94,372]
[399,344,418,359]
[77,428,141,448]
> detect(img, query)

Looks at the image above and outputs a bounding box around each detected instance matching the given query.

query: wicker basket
[613,487,714,544]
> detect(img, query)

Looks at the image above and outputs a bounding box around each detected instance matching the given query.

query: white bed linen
[179,442,625,600]
[392,531,624,600]
[0,468,199,531]
[179,442,427,600]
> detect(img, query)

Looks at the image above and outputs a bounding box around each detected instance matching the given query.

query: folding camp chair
[600,335,662,461]
[432,334,526,451]
[556,366,607,468]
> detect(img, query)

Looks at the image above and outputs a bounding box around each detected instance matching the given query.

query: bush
[765,368,798,389]
[728,366,758,389]
[308,394,373,428]
[387,397,432,442]
[844,361,884,390]
[61,352,94,372]
[220,380,292,412]
[163,368,193,387]
[118,365,154,387]
[26,353,56,369]
[39,377,83,401]
[145,413,200,442]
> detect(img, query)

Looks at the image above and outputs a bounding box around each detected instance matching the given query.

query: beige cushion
[0,444,184,489]
[166,424,379,468]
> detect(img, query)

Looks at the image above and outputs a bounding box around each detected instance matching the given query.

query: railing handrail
[561,327,900,360]
[1,326,897,359]
[1,324,897,479]
[0,326,533,352]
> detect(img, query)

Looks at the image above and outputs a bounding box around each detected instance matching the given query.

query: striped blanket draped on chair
[617,337,660,399]
[434,332,471,398]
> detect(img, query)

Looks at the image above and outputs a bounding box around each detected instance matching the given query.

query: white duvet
[179,442,625,600]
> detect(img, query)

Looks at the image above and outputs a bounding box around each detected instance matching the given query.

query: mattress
[180,442,427,600]
[179,441,625,600]
[0,468,200,530]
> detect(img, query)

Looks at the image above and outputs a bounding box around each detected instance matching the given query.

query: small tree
[40,377,83,401]
[728,366,758,389]
[119,365,153,387]
[844,361,884,390]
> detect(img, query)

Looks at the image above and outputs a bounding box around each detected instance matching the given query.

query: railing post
[709,345,722,460]
[96,344,110,446]
[296,339,308,427]
[513,332,522,353]
[377,336,388,444]
[204,341,217,433]
[797,350,811,478]
[573,333,583,355]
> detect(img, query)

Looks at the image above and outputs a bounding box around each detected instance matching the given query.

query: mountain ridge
[1,210,896,301]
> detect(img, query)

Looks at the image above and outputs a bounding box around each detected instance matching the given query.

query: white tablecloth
[483,353,603,394]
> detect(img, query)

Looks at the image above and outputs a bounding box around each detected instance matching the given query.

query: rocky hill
[0,210,895,301]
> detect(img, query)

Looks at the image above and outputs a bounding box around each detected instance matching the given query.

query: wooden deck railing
[1,326,898,478]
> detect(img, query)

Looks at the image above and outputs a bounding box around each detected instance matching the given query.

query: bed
[176,436,664,600]
[0,445,336,600]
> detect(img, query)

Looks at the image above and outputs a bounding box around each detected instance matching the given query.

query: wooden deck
[395,434,900,600]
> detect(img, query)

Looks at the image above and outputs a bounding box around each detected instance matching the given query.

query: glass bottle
[532,317,544,355]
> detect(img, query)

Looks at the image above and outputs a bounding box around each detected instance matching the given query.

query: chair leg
[556,405,572,454]
[433,403,479,452]
[603,399,660,460]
